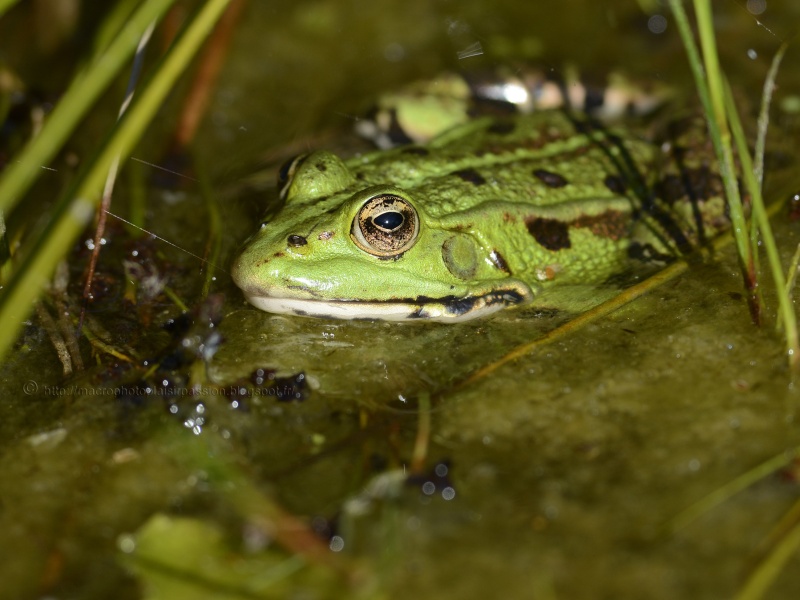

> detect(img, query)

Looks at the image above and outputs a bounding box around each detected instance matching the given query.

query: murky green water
[2,0,800,598]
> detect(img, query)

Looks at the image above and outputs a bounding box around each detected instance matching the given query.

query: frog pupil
[373,211,404,231]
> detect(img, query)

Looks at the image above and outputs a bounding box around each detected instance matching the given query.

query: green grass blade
[0,0,21,19]
[736,512,800,600]
[0,0,177,214]
[668,2,748,260]
[693,0,725,122]
[785,244,800,296]
[196,155,223,298]
[754,43,787,187]
[89,0,146,62]
[0,0,233,360]
[0,209,9,282]
[725,83,800,363]
[691,0,754,282]
[749,44,786,271]
[670,0,763,320]
[667,1,714,133]
[665,448,800,533]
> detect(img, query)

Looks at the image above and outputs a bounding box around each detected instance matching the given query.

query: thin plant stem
[692,0,757,304]
[666,447,800,534]
[79,21,157,334]
[0,0,21,18]
[748,44,787,287]
[736,512,800,600]
[725,83,800,364]
[754,43,788,187]
[175,0,247,148]
[669,0,759,319]
[784,244,800,297]
[195,160,223,299]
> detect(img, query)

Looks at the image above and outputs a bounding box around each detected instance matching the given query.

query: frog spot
[572,210,628,241]
[487,120,516,135]
[533,169,569,188]
[453,168,487,186]
[402,146,429,156]
[604,174,627,194]
[525,217,571,251]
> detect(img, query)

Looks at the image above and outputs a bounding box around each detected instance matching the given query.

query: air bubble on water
[647,15,667,34]
[329,535,345,552]
[746,0,767,16]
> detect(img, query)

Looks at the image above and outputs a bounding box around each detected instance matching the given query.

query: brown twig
[173,0,247,148]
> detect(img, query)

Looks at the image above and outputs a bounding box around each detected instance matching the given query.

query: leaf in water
[120,513,337,600]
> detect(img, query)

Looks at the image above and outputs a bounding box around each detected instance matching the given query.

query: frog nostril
[287,234,308,247]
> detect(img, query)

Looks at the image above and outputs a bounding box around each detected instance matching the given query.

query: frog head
[231,150,534,321]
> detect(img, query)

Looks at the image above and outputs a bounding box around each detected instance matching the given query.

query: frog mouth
[240,289,532,322]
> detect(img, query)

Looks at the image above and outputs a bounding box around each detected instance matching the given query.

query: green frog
[232,77,727,322]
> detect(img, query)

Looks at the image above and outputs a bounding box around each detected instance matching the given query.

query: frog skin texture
[232,110,727,322]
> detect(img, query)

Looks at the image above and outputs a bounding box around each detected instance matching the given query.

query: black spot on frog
[454,168,487,186]
[525,217,571,251]
[533,169,569,188]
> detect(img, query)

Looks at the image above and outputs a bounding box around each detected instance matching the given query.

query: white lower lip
[242,294,509,322]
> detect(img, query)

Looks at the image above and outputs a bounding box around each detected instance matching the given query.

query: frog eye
[351,194,419,257]
[277,154,308,200]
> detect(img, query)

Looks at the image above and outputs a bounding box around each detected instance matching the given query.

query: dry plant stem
[79,22,156,333]
[35,303,73,376]
[81,324,136,362]
[175,0,247,147]
[52,261,83,371]
[55,310,83,372]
